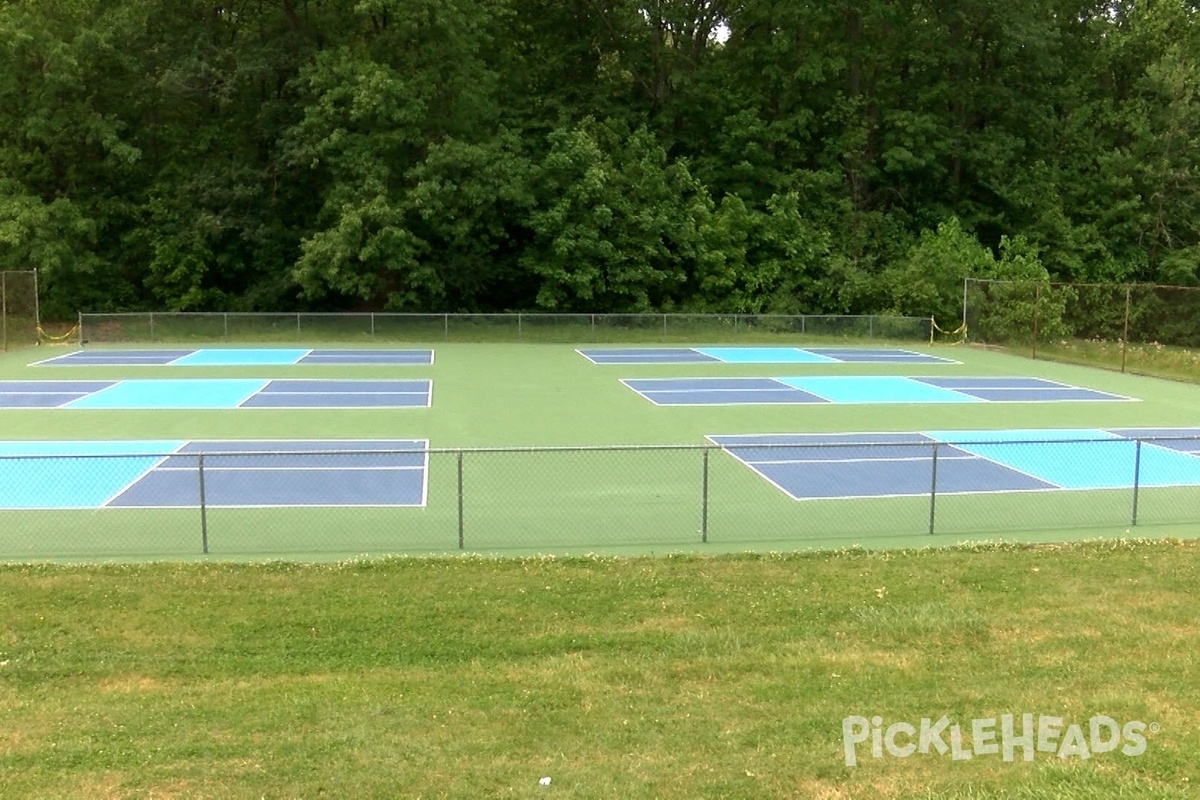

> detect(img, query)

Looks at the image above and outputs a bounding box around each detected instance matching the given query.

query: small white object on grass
[539,776,552,786]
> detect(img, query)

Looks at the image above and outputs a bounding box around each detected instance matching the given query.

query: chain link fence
[75,312,934,346]
[963,279,1200,377]
[1,270,39,351]
[1,438,1198,560]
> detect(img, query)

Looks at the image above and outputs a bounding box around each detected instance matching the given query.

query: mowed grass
[1,540,1197,799]
[4,340,1200,557]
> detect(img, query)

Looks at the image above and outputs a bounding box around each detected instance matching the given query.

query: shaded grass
[0,540,1198,798]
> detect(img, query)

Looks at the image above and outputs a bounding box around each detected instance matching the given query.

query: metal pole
[701,447,710,543]
[223,312,229,338]
[444,313,449,340]
[32,268,41,341]
[457,450,465,549]
[149,312,155,342]
[961,277,969,334]
[198,453,209,554]
[370,313,376,338]
[928,443,939,535]
[1,271,7,352]
[1031,284,1040,360]
[590,313,595,340]
[1121,285,1131,374]
[77,311,83,347]
[296,312,301,339]
[1131,439,1142,527]
[518,312,523,341]
[663,313,668,339]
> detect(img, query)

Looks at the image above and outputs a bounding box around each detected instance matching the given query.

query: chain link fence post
[457,450,465,550]
[1131,439,1142,527]
[198,453,209,554]
[701,447,710,543]
[928,442,940,535]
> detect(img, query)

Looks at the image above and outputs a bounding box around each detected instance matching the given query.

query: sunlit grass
[0,540,1197,798]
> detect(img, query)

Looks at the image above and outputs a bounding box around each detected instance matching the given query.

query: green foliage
[693,192,833,313]
[0,0,1199,317]
[886,217,994,324]
[523,120,709,311]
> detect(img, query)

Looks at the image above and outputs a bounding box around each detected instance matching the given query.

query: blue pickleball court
[579,346,958,365]
[0,379,432,409]
[32,348,434,367]
[707,428,1200,500]
[622,376,1134,406]
[0,440,429,509]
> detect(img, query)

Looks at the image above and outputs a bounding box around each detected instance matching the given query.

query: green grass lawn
[0,540,1196,799]
[3,340,1200,558]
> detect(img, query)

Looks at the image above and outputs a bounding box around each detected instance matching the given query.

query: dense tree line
[1,0,1197,321]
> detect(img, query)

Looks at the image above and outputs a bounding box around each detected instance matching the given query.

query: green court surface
[1,341,1200,560]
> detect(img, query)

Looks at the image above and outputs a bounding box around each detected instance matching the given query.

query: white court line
[165,350,201,365]
[100,442,191,507]
[626,385,803,394]
[153,465,425,472]
[254,390,430,395]
[741,454,979,466]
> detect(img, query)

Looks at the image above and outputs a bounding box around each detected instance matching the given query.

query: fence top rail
[78,311,932,321]
[966,278,1200,292]
[0,435,1194,460]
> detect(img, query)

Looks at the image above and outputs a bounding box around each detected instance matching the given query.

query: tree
[523,120,710,311]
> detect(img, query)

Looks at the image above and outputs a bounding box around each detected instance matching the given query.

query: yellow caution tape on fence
[36,325,79,345]
[929,318,967,344]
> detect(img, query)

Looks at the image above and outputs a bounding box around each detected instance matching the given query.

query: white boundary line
[744,454,978,466]
[576,347,717,365]
[154,465,426,472]
[620,377,824,407]
[108,502,429,509]
[165,350,200,365]
[696,346,840,365]
[239,379,432,409]
[100,442,191,507]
